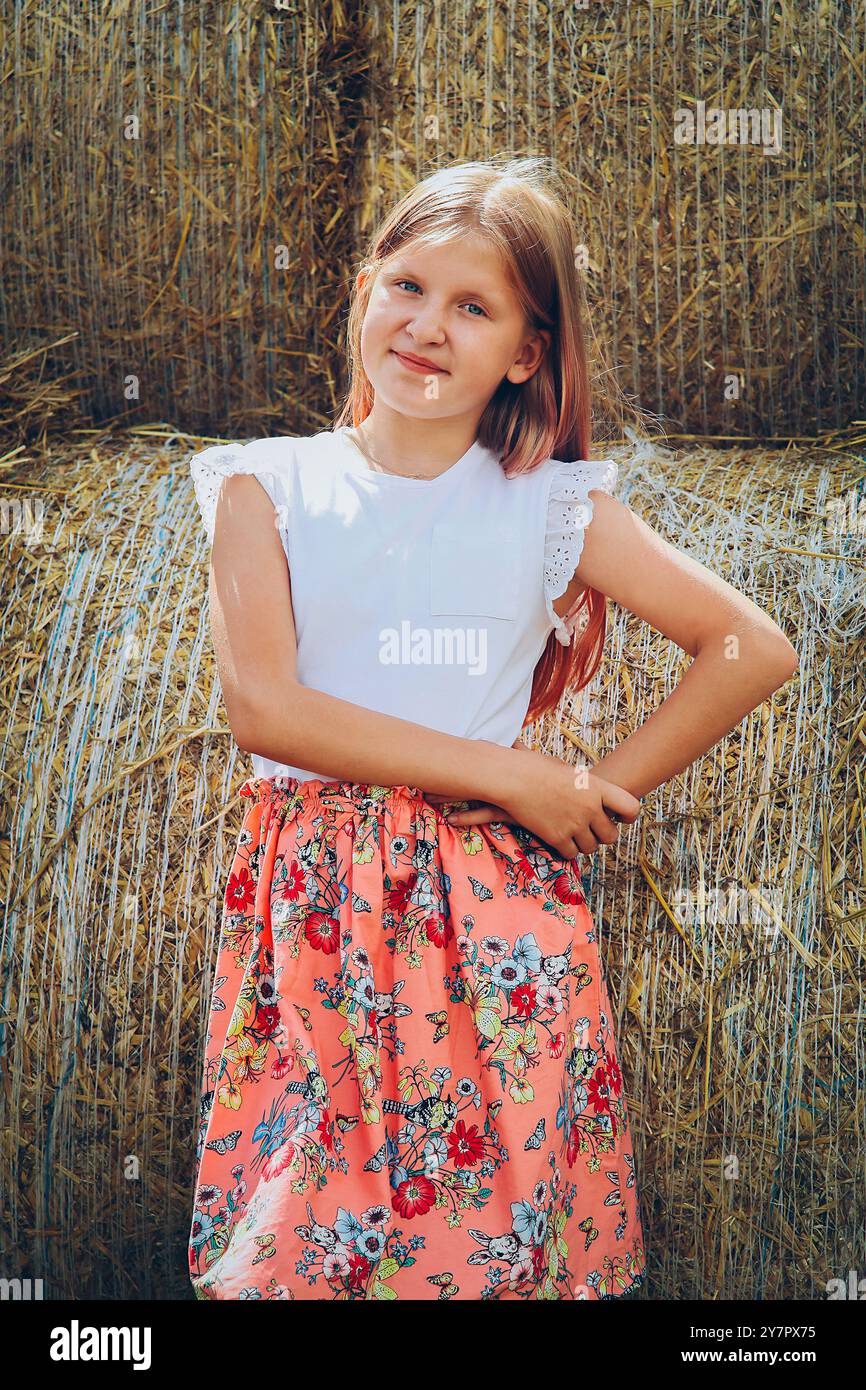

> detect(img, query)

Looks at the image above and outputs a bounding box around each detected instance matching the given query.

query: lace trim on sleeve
[544,457,618,646]
[187,441,288,551]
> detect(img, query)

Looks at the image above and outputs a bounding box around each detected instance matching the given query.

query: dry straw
[1,2,863,439]
[0,423,862,1299]
[0,0,864,1302]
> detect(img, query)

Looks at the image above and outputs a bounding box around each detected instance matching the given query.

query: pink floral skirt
[188,776,647,1300]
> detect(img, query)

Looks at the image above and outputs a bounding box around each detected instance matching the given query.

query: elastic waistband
[239,775,470,819]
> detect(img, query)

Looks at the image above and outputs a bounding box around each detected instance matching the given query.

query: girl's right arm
[207,473,636,857]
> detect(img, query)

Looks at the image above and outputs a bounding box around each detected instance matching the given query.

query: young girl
[185,158,798,1301]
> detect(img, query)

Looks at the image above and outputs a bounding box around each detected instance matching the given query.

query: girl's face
[358,234,549,423]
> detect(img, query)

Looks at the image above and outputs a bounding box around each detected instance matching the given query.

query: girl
[186,157,798,1301]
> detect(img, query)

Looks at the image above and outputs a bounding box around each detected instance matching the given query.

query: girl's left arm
[571,489,799,801]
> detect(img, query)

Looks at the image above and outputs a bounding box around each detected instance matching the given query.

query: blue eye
[394,280,487,318]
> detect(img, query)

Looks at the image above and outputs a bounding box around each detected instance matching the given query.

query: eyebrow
[387,264,507,304]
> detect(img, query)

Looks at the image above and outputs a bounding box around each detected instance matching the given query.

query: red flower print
[271,1054,294,1080]
[278,860,305,901]
[426,914,454,949]
[587,1064,612,1114]
[515,849,535,879]
[566,1125,580,1167]
[256,1004,280,1037]
[548,1031,566,1058]
[512,982,537,1018]
[552,870,585,905]
[347,1252,372,1290]
[392,1174,436,1218]
[446,1120,485,1169]
[225,866,256,913]
[316,1109,335,1154]
[304,911,340,954]
[386,872,418,914]
[605,1051,623,1096]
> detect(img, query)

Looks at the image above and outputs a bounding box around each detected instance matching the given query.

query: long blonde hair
[335,155,628,727]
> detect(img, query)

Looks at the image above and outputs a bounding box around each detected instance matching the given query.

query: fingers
[541,833,584,861]
[594,777,642,823]
[589,807,624,846]
[423,793,513,825]
[573,832,600,857]
[443,803,512,826]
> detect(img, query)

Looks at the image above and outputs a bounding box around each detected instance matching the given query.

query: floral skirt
[188,776,647,1301]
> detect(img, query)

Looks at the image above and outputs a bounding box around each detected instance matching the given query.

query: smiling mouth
[391,350,448,373]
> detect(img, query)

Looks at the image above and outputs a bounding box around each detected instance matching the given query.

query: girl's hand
[434,745,642,860]
[426,793,515,826]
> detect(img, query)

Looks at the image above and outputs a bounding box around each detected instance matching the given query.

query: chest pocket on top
[429,520,520,620]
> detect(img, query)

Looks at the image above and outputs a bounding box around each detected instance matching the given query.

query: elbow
[230,712,258,755]
[232,721,258,756]
[698,625,799,690]
[229,683,303,758]
[766,633,799,686]
[698,624,798,668]
[227,696,272,756]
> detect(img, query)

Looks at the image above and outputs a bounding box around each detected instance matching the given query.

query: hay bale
[0,428,862,1298]
[0,4,862,439]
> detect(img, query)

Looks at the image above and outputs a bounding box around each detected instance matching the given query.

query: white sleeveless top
[188,426,617,782]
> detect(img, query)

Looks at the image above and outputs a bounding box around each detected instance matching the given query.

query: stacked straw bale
[0,427,862,1298]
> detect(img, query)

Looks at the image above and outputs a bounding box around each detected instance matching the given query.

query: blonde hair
[335,155,629,726]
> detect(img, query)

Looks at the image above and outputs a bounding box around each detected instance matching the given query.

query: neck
[352,407,481,479]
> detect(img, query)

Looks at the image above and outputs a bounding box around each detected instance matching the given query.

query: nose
[406,309,446,344]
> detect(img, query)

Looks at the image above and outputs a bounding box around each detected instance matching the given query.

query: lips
[392,350,448,374]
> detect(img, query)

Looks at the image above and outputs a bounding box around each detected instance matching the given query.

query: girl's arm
[207,473,521,804]
[569,489,799,801]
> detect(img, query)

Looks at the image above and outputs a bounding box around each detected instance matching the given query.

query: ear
[535,326,552,357]
[508,326,551,384]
